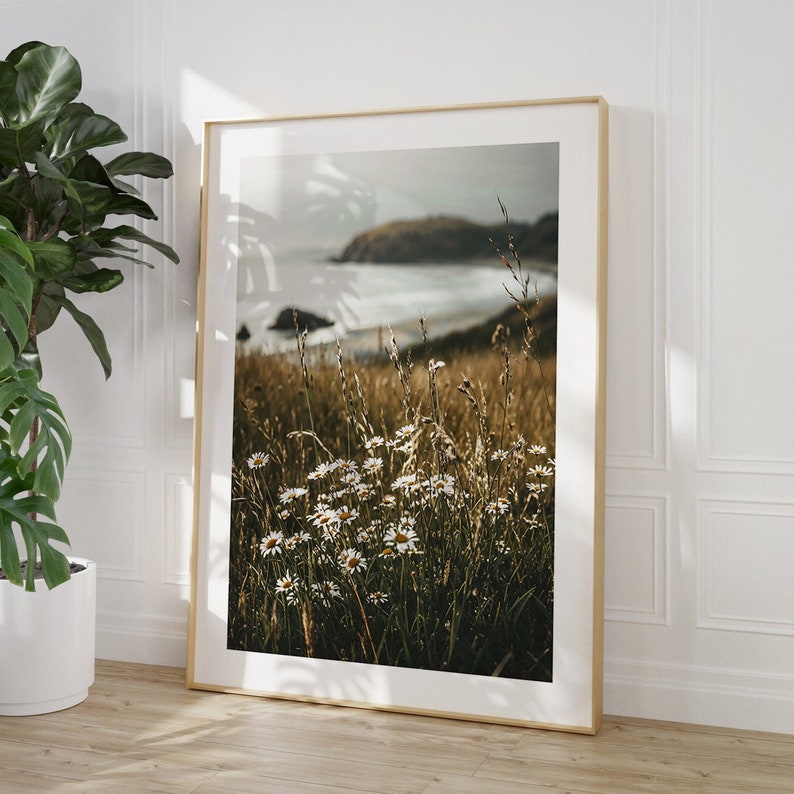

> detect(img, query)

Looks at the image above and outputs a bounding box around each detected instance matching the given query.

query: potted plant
[0,41,177,714]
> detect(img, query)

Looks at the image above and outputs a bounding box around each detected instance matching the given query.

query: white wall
[3,0,794,734]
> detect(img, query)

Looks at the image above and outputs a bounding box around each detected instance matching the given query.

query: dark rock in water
[236,324,251,341]
[270,307,334,332]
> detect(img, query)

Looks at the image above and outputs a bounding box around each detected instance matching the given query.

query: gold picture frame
[188,97,608,734]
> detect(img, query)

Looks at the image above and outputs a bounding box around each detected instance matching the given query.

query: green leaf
[0,333,14,373]
[0,367,72,499]
[12,44,81,126]
[0,119,45,168]
[47,104,127,161]
[62,268,124,294]
[0,288,28,357]
[0,245,34,325]
[0,222,35,266]
[0,174,28,226]
[26,238,76,278]
[33,151,114,229]
[5,41,46,66]
[91,225,179,264]
[0,455,71,591]
[0,222,34,369]
[16,339,42,379]
[0,500,23,586]
[31,149,67,179]
[49,293,112,379]
[105,151,174,179]
[104,192,158,221]
[0,60,18,119]
[33,289,62,335]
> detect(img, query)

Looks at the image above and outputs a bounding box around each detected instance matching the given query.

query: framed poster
[188,97,608,733]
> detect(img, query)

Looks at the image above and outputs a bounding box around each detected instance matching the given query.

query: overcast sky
[239,141,559,257]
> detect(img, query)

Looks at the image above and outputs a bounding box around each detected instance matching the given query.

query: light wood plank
[0,660,792,794]
[194,771,385,794]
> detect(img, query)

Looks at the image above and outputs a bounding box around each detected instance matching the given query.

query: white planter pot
[0,558,96,716]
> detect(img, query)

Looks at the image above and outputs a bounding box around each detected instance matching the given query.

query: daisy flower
[247,452,270,469]
[384,526,419,552]
[490,449,510,462]
[527,482,549,495]
[486,498,511,515]
[394,424,415,441]
[338,548,367,573]
[427,474,455,497]
[312,508,340,529]
[340,471,362,487]
[355,483,373,501]
[530,465,554,478]
[308,462,335,480]
[392,473,417,491]
[364,435,385,450]
[336,506,359,525]
[368,591,389,604]
[362,456,384,475]
[378,546,396,558]
[381,494,397,508]
[334,459,358,473]
[311,580,342,605]
[356,525,377,543]
[279,487,308,504]
[259,531,284,557]
[528,445,547,455]
[275,571,300,598]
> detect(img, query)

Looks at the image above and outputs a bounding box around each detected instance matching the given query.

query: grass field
[226,263,557,681]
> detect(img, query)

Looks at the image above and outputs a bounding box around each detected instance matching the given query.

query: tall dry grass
[227,247,557,680]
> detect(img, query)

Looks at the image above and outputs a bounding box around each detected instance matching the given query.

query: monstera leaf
[0,365,72,591]
[0,456,70,591]
[0,217,34,370]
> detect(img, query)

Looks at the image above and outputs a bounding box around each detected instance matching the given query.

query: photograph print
[226,140,560,683]
[190,98,607,732]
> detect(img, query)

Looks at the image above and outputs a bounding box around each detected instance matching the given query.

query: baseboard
[93,623,794,735]
[96,610,187,668]
[605,658,794,734]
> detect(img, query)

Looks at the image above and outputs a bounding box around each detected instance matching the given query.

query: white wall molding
[606,0,671,472]
[164,473,193,586]
[697,497,794,637]
[96,610,187,668]
[60,469,145,582]
[605,494,668,625]
[695,0,794,476]
[605,657,794,734]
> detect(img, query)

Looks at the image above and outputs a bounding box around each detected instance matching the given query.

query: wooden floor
[0,661,792,792]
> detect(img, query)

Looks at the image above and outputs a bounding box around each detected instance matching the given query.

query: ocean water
[235,253,557,355]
